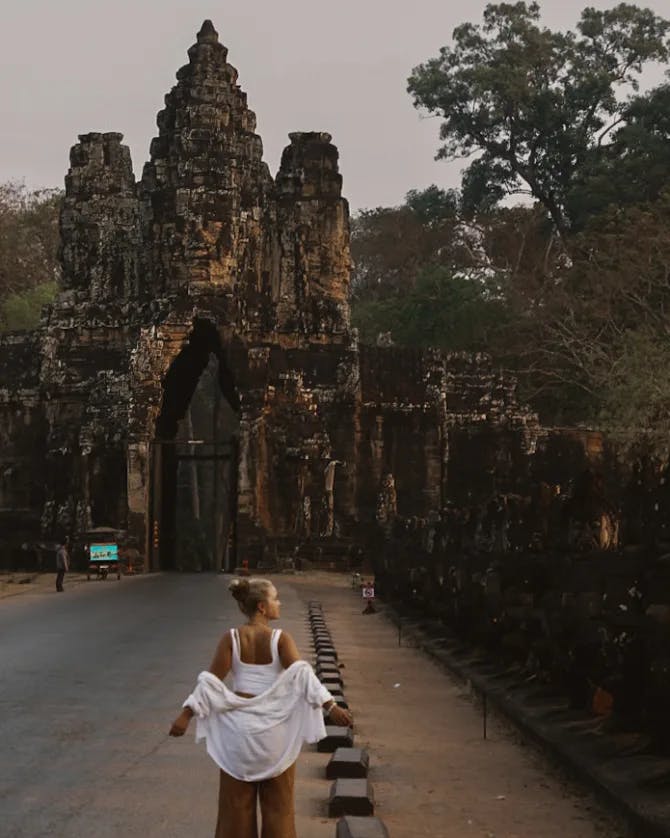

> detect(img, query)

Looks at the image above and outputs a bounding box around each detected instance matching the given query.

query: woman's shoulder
[277,628,299,651]
[277,629,301,666]
[219,630,233,646]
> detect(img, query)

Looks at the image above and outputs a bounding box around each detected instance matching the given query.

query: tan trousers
[215,762,297,838]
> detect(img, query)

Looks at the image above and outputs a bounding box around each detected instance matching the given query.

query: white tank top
[231,628,284,696]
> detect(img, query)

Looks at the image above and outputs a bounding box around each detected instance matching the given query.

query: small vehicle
[83,528,122,580]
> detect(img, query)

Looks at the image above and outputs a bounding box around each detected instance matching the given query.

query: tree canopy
[350,181,670,431]
[351,187,464,301]
[351,186,545,355]
[407,2,670,232]
[522,196,670,434]
[0,181,61,332]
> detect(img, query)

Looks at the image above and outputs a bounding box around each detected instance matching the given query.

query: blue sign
[90,543,119,563]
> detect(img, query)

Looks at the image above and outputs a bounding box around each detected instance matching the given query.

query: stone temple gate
[0,21,547,572]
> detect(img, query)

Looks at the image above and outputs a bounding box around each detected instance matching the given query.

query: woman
[169,577,352,838]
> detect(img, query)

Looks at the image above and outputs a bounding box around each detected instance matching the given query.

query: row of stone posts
[309,600,389,837]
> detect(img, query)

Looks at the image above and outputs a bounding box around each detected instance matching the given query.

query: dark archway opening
[151,320,240,572]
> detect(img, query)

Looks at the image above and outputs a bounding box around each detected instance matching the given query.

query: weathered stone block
[326,747,369,779]
[316,663,342,679]
[316,652,338,665]
[328,779,374,817]
[336,816,389,838]
[317,725,354,752]
[316,658,340,669]
[320,675,344,691]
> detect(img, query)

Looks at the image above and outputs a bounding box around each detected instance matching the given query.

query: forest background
[3,2,670,444]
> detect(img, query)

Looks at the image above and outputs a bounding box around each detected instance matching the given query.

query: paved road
[0,574,330,838]
[1,572,632,838]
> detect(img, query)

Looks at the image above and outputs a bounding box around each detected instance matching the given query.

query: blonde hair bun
[228,576,274,617]
[228,577,250,603]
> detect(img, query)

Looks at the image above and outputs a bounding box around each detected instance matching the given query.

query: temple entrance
[149,322,240,571]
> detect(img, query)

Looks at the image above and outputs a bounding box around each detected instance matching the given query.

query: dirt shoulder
[0,570,104,600]
[285,572,631,838]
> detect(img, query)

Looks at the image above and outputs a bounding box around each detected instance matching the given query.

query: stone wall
[371,421,670,750]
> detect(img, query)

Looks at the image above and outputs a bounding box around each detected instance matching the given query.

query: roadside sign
[362,585,375,600]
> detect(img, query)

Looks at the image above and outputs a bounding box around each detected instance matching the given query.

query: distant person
[55,537,70,592]
[170,576,352,838]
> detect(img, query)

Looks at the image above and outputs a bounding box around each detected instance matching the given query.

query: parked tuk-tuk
[82,528,122,580]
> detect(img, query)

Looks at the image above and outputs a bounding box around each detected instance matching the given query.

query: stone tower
[0,21,541,572]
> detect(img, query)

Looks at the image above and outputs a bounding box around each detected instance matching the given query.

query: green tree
[566,84,670,228]
[0,282,58,332]
[407,266,510,351]
[407,3,670,233]
[351,188,554,355]
[351,186,466,300]
[502,194,670,428]
[0,181,61,331]
[404,185,460,225]
[352,263,512,351]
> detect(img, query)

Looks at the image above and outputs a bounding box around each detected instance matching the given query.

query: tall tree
[566,84,670,228]
[353,263,513,352]
[350,186,463,300]
[0,181,62,331]
[350,188,550,352]
[407,3,670,233]
[521,194,670,432]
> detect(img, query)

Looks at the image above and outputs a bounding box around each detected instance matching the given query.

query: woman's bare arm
[278,631,301,668]
[208,632,233,680]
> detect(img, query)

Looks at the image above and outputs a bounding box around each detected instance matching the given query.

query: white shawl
[183,660,332,781]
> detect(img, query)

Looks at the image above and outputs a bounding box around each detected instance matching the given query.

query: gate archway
[149,321,240,571]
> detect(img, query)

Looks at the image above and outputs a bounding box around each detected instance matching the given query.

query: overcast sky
[1,0,668,212]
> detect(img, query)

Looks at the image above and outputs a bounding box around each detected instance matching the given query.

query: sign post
[361,583,376,614]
